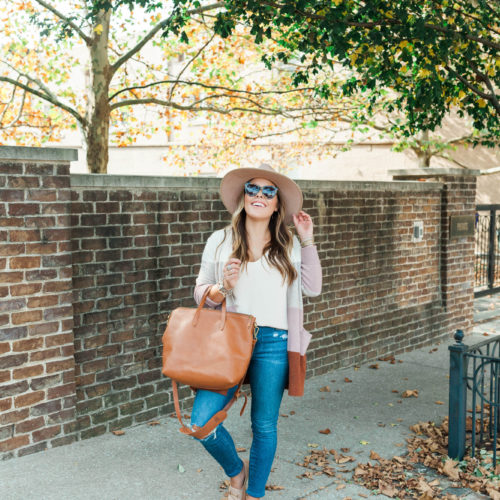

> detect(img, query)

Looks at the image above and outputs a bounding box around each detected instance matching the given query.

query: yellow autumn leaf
[94,24,103,35]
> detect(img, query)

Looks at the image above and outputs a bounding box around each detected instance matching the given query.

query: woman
[191,163,322,499]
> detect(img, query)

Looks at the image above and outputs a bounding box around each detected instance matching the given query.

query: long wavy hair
[224,191,298,286]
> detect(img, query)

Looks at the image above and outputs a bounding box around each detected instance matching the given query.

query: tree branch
[110,97,293,116]
[109,78,318,102]
[444,64,497,107]
[168,32,216,101]
[0,83,21,125]
[434,153,474,170]
[464,57,500,113]
[33,0,91,44]
[110,2,225,75]
[0,76,85,125]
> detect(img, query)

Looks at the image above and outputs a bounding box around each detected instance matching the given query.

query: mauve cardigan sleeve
[193,232,222,309]
[300,244,322,297]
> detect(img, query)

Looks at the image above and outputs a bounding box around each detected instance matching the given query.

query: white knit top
[232,254,288,330]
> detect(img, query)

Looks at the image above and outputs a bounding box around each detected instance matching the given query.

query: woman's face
[244,177,279,222]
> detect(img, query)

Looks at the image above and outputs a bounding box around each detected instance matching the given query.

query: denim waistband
[256,326,288,340]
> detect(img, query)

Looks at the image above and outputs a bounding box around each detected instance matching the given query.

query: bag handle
[193,285,227,331]
[172,379,248,439]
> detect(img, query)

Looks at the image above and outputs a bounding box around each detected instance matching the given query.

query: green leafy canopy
[90,0,499,147]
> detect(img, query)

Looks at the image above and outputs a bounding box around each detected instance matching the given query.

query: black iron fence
[475,205,500,297]
[448,330,500,468]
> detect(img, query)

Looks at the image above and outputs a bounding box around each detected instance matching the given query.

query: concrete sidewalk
[1,298,499,500]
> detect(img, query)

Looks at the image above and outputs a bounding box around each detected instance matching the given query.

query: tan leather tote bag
[162,287,258,438]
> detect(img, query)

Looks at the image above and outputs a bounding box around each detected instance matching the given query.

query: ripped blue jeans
[190,326,289,498]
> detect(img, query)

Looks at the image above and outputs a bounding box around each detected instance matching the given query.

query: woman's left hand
[293,210,314,242]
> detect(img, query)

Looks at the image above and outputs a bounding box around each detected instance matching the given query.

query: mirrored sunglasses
[244,182,279,199]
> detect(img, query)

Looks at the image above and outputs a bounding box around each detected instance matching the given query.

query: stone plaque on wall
[450,215,475,239]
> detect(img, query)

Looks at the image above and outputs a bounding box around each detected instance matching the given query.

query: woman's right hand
[223,258,241,290]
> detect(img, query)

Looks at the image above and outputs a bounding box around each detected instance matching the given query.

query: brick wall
[0,147,78,458]
[0,147,478,459]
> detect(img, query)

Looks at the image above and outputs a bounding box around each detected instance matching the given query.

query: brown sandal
[227,459,249,500]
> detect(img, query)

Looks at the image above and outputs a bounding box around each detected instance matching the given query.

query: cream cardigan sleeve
[193,231,223,309]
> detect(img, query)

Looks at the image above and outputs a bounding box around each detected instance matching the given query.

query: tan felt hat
[219,163,303,225]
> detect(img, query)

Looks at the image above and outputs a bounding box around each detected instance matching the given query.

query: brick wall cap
[0,146,78,162]
[389,168,481,178]
[71,173,442,192]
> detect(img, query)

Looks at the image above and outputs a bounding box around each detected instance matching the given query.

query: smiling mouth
[251,202,266,207]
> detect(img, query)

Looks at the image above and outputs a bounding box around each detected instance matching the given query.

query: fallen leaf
[147,421,160,426]
[336,484,346,490]
[486,486,500,500]
[392,389,399,393]
[417,494,434,500]
[379,355,395,362]
[435,401,445,405]
[359,440,369,445]
[319,385,331,392]
[417,477,435,496]
[369,450,382,461]
[354,466,367,476]
[319,428,331,434]
[308,443,319,448]
[112,430,125,436]
[219,479,230,491]
[280,413,289,417]
[344,377,352,383]
[379,481,398,497]
[236,447,247,452]
[197,468,202,473]
[265,484,285,491]
[369,363,379,369]
[340,447,350,453]
[442,459,460,480]
[402,389,419,398]
[178,464,185,473]
[290,411,295,415]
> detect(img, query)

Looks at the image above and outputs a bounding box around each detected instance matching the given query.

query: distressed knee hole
[186,423,218,442]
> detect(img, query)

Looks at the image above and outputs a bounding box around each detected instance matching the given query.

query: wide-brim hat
[219,163,303,225]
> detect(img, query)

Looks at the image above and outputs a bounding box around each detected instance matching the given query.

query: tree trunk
[416,130,432,168]
[85,10,112,174]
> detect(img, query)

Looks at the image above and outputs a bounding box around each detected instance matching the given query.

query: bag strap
[172,379,248,439]
[193,286,227,330]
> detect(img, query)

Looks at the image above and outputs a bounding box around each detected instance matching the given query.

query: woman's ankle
[229,463,245,488]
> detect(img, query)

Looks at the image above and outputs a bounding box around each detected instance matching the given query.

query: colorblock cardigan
[194,228,322,397]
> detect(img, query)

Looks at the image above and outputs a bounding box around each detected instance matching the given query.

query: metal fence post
[448,329,468,460]
[487,208,496,289]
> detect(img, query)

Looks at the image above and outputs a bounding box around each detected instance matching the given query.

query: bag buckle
[253,324,259,340]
